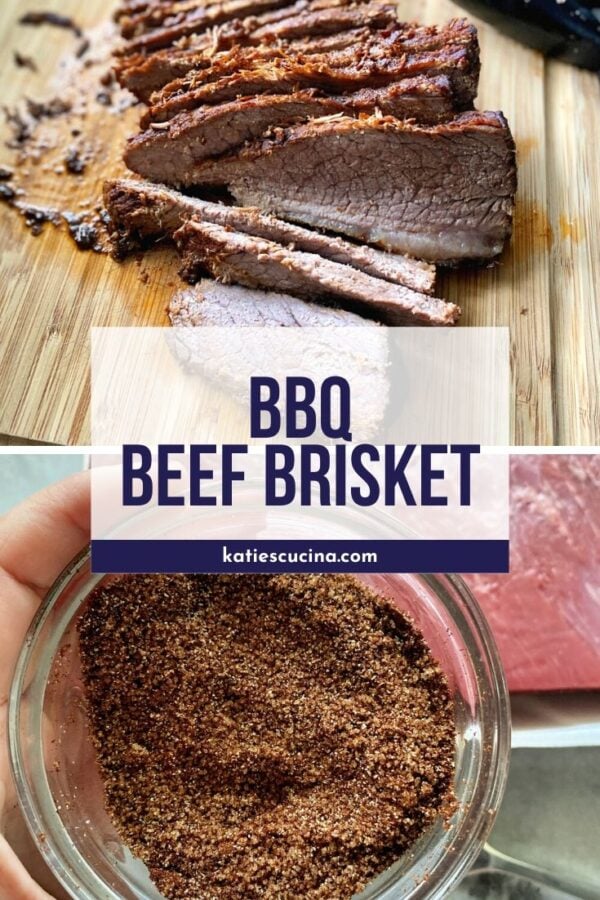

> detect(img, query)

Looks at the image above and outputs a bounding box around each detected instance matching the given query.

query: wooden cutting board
[0,0,598,446]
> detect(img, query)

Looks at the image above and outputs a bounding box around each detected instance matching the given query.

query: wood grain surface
[0,0,598,446]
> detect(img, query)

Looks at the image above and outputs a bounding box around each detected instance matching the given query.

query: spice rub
[78,573,456,899]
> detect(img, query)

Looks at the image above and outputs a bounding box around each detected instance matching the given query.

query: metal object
[469,844,600,899]
[453,0,600,70]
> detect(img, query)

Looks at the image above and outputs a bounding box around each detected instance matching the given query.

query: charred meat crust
[115,0,301,54]
[139,40,475,127]
[117,15,479,113]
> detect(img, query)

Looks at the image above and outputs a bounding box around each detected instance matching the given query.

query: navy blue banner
[91,539,509,574]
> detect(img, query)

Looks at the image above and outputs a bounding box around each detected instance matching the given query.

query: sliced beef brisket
[135,93,343,164]
[117,13,477,112]
[104,179,436,294]
[169,279,375,326]
[116,0,294,54]
[174,220,459,325]
[115,0,392,99]
[161,111,516,264]
[116,26,365,102]
[248,0,393,42]
[168,279,389,438]
[142,21,478,124]
[126,78,456,178]
[140,62,461,130]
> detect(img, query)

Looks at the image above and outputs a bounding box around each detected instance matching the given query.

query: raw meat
[467,455,600,693]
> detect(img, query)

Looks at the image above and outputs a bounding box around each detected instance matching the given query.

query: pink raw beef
[465,455,600,693]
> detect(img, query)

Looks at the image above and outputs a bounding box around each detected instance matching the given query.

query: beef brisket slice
[115,0,389,100]
[139,71,456,129]
[249,0,393,42]
[169,278,375,326]
[175,111,516,263]
[168,278,389,439]
[174,221,459,325]
[116,0,294,54]
[117,13,477,106]
[104,178,435,293]
[131,93,342,166]
[126,80,456,178]
[144,21,478,123]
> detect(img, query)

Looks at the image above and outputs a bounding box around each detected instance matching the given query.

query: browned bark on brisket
[115,9,393,103]
[116,6,385,102]
[116,0,294,54]
[116,12,477,114]
[174,220,459,325]
[122,0,387,42]
[249,0,392,42]
[135,92,341,162]
[143,69,455,124]
[120,0,240,38]
[140,20,478,124]
[156,111,516,264]
[104,178,436,294]
[116,27,371,101]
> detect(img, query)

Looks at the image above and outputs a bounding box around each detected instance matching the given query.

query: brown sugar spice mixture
[78,574,456,900]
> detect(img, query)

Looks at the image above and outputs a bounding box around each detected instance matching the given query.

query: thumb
[0,780,56,900]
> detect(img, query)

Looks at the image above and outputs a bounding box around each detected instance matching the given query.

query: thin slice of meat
[118,0,387,42]
[169,278,376,325]
[104,178,436,293]
[116,8,387,101]
[139,69,456,129]
[168,279,389,439]
[117,12,477,105]
[250,0,393,42]
[116,0,293,54]
[136,93,341,162]
[115,0,158,20]
[116,28,366,101]
[124,0,389,40]
[174,220,460,325]
[120,0,250,37]
[174,111,516,264]
[466,455,600,693]
[127,80,456,177]
[113,0,366,86]
[144,23,478,123]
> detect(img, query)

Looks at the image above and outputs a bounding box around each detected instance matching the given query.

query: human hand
[0,471,90,900]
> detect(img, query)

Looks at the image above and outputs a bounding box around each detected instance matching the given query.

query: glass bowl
[8,550,510,900]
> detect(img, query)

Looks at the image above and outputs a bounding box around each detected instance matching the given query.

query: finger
[0,471,90,703]
[0,472,90,900]
[0,781,54,900]
[0,570,39,706]
[0,835,54,900]
[0,470,90,597]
